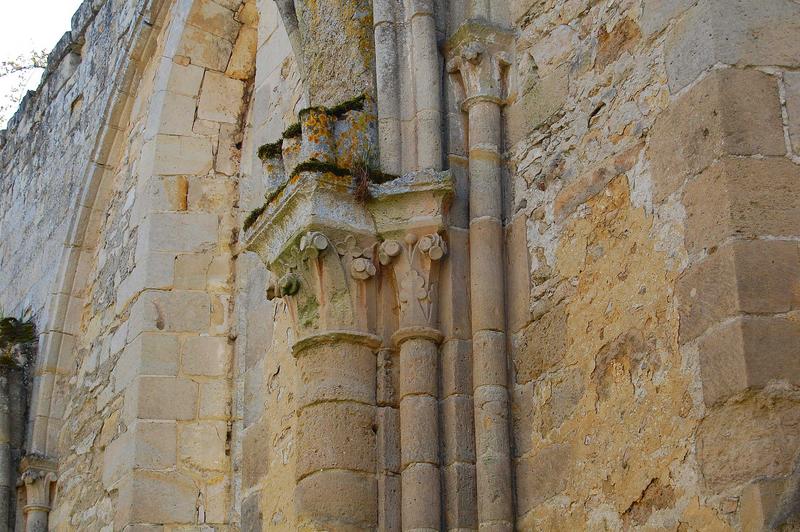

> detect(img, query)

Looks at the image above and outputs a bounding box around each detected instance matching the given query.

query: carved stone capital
[446,21,513,111]
[380,231,448,330]
[19,455,57,513]
[265,229,379,339]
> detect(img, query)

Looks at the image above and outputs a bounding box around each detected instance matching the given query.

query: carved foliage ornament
[380,233,447,326]
[267,231,378,300]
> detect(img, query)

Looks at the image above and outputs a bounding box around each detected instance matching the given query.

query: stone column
[19,457,57,532]
[409,0,443,170]
[0,364,10,530]
[447,25,514,531]
[380,233,447,531]
[262,228,381,530]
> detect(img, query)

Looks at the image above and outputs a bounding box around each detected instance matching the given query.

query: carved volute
[266,230,378,339]
[379,231,447,331]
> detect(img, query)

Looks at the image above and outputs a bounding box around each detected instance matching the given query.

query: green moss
[257,141,283,161]
[283,122,302,138]
[290,159,350,178]
[328,94,367,118]
[368,170,399,184]
[297,95,368,121]
[243,204,266,232]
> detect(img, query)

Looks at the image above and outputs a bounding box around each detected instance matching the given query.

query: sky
[0,0,84,127]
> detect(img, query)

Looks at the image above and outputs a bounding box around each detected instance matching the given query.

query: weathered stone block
[377,473,401,532]
[377,406,400,474]
[439,227,472,340]
[515,443,571,516]
[295,342,376,407]
[665,0,800,91]
[149,134,215,175]
[698,390,800,490]
[683,157,800,254]
[114,333,180,393]
[699,314,800,405]
[506,63,568,147]
[126,376,197,421]
[242,418,270,490]
[640,0,696,36]
[198,378,230,419]
[648,69,785,203]
[677,240,800,342]
[443,462,478,530]
[441,395,476,465]
[241,490,263,532]
[401,463,441,530]
[178,420,228,472]
[296,402,376,478]
[127,290,211,338]
[243,358,265,427]
[512,303,567,384]
[226,25,257,80]
[295,470,377,529]
[187,0,240,43]
[176,25,234,72]
[182,335,229,376]
[786,71,800,154]
[116,471,197,527]
[174,252,212,290]
[398,338,438,398]
[506,213,532,333]
[198,71,246,124]
[141,212,219,253]
[400,395,439,467]
[441,338,472,397]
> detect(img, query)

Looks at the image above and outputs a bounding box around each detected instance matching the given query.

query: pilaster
[447,20,515,532]
[19,455,57,532]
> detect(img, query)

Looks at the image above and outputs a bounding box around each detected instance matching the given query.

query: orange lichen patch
[517,175,710,527]
[595,18,641,71]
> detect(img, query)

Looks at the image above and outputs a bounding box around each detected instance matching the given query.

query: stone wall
[0,0,797,530]
[507,0,800,529]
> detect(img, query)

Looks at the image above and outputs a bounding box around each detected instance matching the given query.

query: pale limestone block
[115,471,198,527]
[188,0,241,43]
[165,59,205,96]
[198,71,245,124]
[226,25,257,80]
[127,290,211,340]
[114,252,178,316]
[178,420,228,472]
[149,134,214,175]
[102,421,177,489]
[114,333,180,393]
[665,0,800,92]
[182,336,229,376]
[236,0,258,26]
[216,123,240,175]
[243,358,265,427]
[140,212,219,253]
[188,176,236,213]
[125,376,198,421]
[177,25,234,72]
[530,25,578,77]
[204,477,230,523]
[199,379,230,419]
[242,418,269,490]
[207,254,232,290]
[147,91,197,137]
[174,252,213,290]
[255,22,291,78]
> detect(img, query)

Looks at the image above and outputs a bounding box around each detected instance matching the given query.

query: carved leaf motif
[400,270,427,303]
[335,234,361,258]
